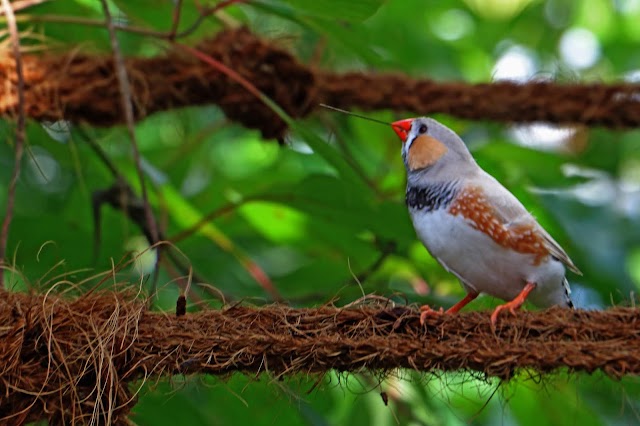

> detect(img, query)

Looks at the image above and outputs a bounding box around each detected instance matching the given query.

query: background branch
[1,28,639,141]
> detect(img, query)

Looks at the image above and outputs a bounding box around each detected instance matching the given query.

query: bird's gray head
[391,117,475,174]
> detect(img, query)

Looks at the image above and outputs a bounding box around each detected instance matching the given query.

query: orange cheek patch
[448,187,549,264]
[408,135,448,171]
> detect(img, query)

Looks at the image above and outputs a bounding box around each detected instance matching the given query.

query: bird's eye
[418,124,428,134]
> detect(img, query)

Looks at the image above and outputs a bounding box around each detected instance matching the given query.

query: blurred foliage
[3,0,640,424]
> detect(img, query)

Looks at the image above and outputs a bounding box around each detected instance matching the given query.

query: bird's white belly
[410,208,566,307]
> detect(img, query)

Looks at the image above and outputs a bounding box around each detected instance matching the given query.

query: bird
[390,117,581,326]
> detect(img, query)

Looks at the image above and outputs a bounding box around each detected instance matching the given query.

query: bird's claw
[419,305,445,325]
[490,282,537,329]
[490,302,519,328]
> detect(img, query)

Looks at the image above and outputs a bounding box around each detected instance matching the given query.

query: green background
[3,0,640,424]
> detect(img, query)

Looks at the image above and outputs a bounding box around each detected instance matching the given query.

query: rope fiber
[1,291,639,424]
[1,28,640,139]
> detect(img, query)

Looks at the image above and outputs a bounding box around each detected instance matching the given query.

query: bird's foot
[419,305,444,325]
[490,282,537,328]
[490,302,521,327]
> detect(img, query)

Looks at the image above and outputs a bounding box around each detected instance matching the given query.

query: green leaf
[251,2,385,64]
[280,0,384,22]
[111,0,207,33]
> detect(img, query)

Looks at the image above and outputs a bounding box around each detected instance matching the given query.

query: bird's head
[392,117,474,174]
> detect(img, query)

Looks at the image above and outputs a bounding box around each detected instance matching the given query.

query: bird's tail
[563,277,574,308]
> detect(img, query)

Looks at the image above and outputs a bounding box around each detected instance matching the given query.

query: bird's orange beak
[391,118,414,143]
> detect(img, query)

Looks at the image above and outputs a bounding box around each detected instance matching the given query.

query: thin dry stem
[0,0,49,15]
[167,0,184,40]
[0,0,26,289]
[98,0,159,246]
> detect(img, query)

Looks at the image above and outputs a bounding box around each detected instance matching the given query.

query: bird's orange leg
[446,292,479,314]
[490,282,537,327]
[419,292,478,325]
